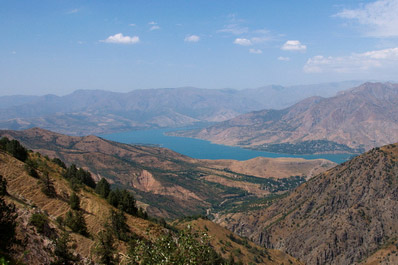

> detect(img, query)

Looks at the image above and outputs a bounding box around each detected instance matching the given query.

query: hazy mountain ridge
[177,82,398,153]
[0,81,362,135]
[215,143,398,264]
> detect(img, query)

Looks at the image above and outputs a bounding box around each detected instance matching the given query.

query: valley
[0,144,302,264]
[0,128,335,219]
[4,1,398,264]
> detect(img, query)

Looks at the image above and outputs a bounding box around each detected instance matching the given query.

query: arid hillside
[215,143,398,264]
[0,128,334,219]
[0,140,301,265]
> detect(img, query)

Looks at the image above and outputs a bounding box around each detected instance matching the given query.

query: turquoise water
[100,128,353,164]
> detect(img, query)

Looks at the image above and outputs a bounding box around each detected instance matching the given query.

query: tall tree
[95,178,110,198]
[51,229,78,265]
[94,226,118,265]
[69,192,80,210]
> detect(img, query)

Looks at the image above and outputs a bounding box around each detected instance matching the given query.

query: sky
[1,0,398,96]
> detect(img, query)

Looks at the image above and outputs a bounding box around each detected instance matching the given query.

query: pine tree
[69,192,80,210]
[51,229,78,265]
[95,178,110,198]
[64,210,88,236]
[94,226,118,265]
[109,209,130,241]
[41,171,56,198]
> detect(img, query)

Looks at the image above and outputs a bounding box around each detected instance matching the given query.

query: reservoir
[101,128,353,164]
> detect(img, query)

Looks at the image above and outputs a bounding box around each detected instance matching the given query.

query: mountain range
[0,81,361,135]
[176,82,398,154]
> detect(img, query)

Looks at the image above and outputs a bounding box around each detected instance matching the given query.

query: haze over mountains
[0,81,361,135]
[178,82,398,154]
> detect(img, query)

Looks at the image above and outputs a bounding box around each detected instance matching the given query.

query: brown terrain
[0,150,164,264]
[0,127,334,219]
[176,82,398,154]
[203,157,334,180]
[215,143,398,264]
[175,218,304,265]
[0,143,301,264]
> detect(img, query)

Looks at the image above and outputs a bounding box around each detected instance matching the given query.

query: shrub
[30,213,50,235]
[52,158,66,169]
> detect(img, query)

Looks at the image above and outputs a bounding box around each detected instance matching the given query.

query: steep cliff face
[180,82,398,153]
[216,143,398,264]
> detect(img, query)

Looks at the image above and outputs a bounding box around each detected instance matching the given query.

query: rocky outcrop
[215,143,398,264]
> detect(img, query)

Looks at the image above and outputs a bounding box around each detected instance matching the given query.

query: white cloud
[251,36,271,44]
[148,21,160,31]
[102,33,140,44]
[218,24,249,35]
[234,38,252,46]
[11,51,16,55]
[335,0,398,37]
[278,56,290,61]
[150,25,160,31]
[249,48,262,54]
[184,35,200,42]
[66,8,80,14]
[129,24,136,27]
[281,40,307,51]
[304,47,398,73]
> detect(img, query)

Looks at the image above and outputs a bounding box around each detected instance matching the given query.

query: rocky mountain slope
[0,81,360,135]
[0,138,301,264]
[215,143,398,264]
[0,128,335,219]
[175,218,303,265]
[177,82,398,153]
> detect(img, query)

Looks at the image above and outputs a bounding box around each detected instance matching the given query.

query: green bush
[30,213,49,235]
[128,227,226,265]
[107,189,138,216]
[0,137,28,162]
[63,164,96,189]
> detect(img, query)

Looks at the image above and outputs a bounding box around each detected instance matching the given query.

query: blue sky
[1,0,398,96]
